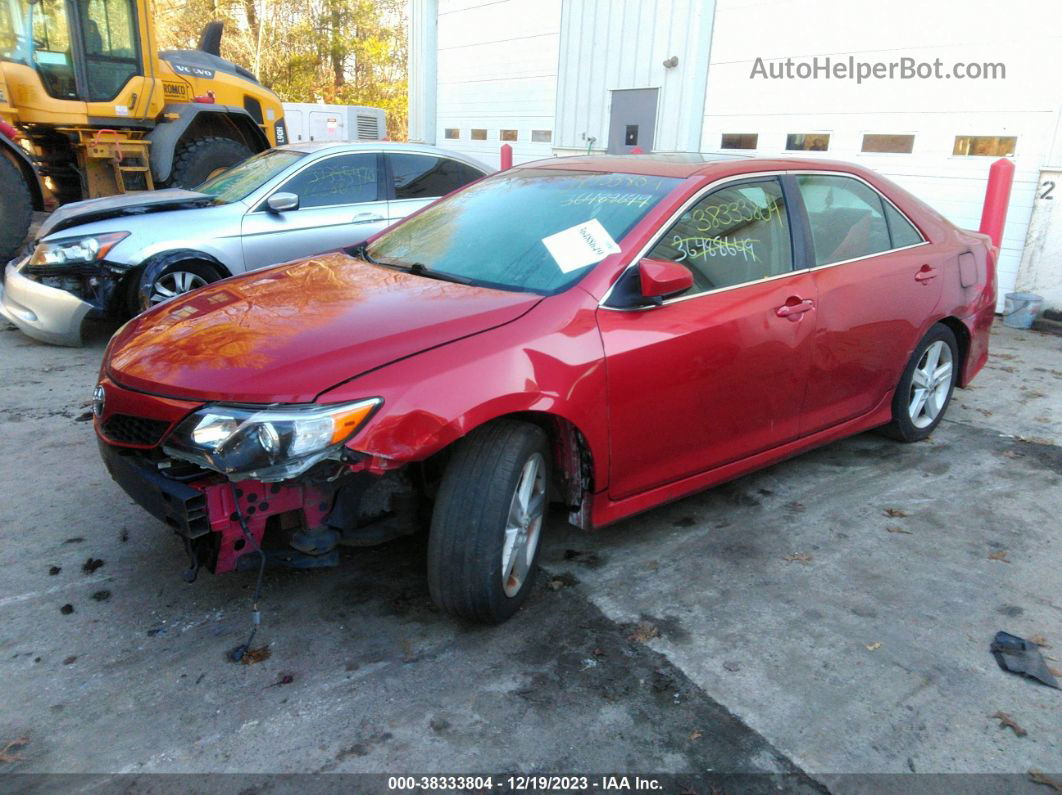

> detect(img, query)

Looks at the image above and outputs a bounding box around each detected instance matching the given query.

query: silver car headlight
[163,399,380,482]
[29,232,129,267]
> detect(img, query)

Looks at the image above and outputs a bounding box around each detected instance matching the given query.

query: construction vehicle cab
[0,0,284,259]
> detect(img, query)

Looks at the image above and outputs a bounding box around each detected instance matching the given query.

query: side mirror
[639,258,693,303]
[266,192,299,213]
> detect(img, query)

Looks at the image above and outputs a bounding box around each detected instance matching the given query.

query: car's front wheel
[882,323,959,442]
[427,420,549,623]
[138,261,224,311]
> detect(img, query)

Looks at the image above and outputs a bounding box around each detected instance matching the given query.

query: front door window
[79,0,139,101]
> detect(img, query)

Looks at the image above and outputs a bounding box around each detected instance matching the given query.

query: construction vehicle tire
[0,154,33,262]
[168,136,253,189]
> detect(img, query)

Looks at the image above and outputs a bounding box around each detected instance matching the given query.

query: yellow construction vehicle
[0,1,286,260]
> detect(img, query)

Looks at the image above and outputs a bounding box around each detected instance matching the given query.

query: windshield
[365,169,681,294]
[196,149,306,203]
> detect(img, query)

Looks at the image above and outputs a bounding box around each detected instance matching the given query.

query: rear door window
[796,175,892,265]
[387,153,484,200]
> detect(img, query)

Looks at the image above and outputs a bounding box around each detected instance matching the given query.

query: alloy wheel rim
[501,452,546,597]
[149,271,209,305]
[908,340,953,429]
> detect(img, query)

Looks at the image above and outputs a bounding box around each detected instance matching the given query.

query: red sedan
[94,154,996,623]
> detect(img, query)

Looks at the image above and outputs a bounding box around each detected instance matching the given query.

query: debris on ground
[688,729,702,741]
[74,411,93,422]
[1029,769,1062,793]
[269,673,295,687]
[63,537,84,544]
[988,549,1010,562]
[990,711,1028,737]
[991,632,1060,689]
[240,646,272,665]
[786,501,805,513]
[120,529,129,543]
[886,526,913,534]
[628,621,659,644]
[1030,633,1051,648]
[48,566,61,575]
[91,590,111,602]
[0,737,29,764]
[723,661,741,672]
[592,647,607,657]
[62,656,77,665]
[59,604,73,615]
[883,507,909,518]
[865,642,882,651]
[783,553,812,564]
[82,557,104,574]
[547,572,578,591]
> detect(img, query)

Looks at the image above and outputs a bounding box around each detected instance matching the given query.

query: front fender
[318,289,612,491]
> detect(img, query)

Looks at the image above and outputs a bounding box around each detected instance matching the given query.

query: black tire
[136,260,223,313]
[881,324,959,443]
[167,136,252,189]
[427,420,550,624]
[0,154,34,263]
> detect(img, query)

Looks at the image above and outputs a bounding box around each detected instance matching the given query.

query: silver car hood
[38,189,217,240]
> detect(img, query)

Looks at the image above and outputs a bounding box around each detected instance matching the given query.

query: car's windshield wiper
[405,262,474,285]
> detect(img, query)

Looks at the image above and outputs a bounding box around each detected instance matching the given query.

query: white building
[408,0,1062,310]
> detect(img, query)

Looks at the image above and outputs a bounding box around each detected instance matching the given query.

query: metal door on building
[607,88,659,154]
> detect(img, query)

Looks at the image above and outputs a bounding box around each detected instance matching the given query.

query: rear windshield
[196,149,306,203]
[365,168,681,294]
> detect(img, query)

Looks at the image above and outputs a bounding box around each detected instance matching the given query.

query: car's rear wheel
[427,420,549,623]
[140,261,223,310]
[881,324,959,442]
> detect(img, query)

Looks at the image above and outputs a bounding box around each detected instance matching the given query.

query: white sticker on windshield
[541,219,622,273]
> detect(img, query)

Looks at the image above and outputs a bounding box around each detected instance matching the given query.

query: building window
[953,135,1016,157]
[531,129,552,143]
[786,133,830,151]
[500,129,518,142]
[444,128,459,140]
[470,129,487,141]
[861,134,915,154]
[720,133,758,150]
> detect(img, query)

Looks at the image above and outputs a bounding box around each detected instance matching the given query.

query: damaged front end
[1,233,133,346]
[96,380,418,580]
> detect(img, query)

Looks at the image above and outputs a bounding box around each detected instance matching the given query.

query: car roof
[276,141,493,172]
[514,152,879,180]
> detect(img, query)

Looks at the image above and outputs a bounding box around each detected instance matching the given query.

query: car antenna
[226,481,267,663]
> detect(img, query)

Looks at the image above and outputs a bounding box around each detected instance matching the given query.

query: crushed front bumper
[98,440,335,575]
[1,261,93,346]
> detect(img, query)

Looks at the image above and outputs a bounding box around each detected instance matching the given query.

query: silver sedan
[0,142,491,345]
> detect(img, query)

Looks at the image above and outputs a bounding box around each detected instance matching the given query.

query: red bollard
[630,146,644,154]
[500,143,513,171]
[978,157,1015,251]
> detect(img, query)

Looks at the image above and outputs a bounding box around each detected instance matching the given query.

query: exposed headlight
[29,232,129,267]
[163,399,380,482]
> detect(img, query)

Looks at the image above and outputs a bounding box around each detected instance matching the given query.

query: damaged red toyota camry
[95,154,995,623]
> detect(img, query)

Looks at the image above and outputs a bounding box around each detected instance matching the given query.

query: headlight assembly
[163,399,380,482]
[29,232,130,267]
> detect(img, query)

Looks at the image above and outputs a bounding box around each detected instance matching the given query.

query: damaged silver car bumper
[0,262,92,347]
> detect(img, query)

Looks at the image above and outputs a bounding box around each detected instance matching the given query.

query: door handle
[775,298,815,319]
[352,213,385,223]
[914,265,937,283]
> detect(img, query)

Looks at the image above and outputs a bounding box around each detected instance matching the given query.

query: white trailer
[281,103,387,143]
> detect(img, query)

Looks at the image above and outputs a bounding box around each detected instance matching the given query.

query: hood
[38,189,216,240]
[106,252,542,403]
